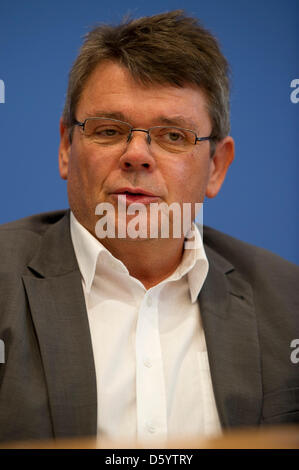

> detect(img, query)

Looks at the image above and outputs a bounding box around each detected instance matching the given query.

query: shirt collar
[70,212,208,301]
[70,212,128,294]
[165,223,209,303]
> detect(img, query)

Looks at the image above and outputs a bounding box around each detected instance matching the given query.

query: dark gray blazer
[0,210,298,443]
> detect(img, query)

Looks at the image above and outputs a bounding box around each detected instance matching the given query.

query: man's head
[62,10,230,152]
[59,10,234,240]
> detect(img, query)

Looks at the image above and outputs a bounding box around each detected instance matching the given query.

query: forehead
[76,61,211,129]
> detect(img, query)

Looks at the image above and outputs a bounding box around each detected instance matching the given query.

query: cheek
[68,145,110,190]
[165,155,210,203]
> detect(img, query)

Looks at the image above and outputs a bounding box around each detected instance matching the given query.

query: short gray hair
[62,10,231,154]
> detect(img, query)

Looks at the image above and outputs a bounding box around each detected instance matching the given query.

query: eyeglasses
[73,117,212,154]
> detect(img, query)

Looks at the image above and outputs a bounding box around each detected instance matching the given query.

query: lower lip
[111,194,161,205]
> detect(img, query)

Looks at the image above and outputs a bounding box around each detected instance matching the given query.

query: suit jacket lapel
[200,245,263,429]
[22,211,97,438]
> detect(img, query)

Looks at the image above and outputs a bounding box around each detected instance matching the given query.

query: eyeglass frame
[72,116,213,147]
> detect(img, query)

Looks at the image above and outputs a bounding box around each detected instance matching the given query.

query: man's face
[59,61,234,239]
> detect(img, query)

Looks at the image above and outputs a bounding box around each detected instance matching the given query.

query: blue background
[0,0,298,264]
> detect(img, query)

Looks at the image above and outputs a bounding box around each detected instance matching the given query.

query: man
[0,10,298,444]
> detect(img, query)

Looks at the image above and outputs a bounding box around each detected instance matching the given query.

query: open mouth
[122,191,146,196]
[111,188,160,205]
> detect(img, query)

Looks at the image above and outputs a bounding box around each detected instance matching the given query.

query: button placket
[135,290,167,441]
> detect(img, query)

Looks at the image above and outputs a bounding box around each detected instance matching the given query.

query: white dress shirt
[70,212,221,443]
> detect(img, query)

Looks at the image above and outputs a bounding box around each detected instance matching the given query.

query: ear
[205,136,235,198]
[58,118,71,180]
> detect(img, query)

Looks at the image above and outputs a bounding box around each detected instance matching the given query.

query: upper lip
[112,187,157,197]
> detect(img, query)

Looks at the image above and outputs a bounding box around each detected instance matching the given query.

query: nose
[119,131,156,172]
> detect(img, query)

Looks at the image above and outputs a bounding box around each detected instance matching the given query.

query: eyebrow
[84,111,199,131]
[156,116,199,131]
[84,111,127,122]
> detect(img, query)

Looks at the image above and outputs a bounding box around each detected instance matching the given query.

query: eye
[167,131,184,142]
[93,127,119,136]
[158,128,186,143]
[82,119,131,143]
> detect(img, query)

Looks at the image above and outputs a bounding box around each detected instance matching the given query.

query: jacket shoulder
[203,224,299,280]
[0,210,68,271]
[0,210,67,234]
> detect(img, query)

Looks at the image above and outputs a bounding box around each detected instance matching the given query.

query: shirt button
[146,422,156,433]
[143,358,152,368]
[146,297,153,307]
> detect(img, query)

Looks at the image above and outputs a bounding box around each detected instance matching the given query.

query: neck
[99,236,185,289]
